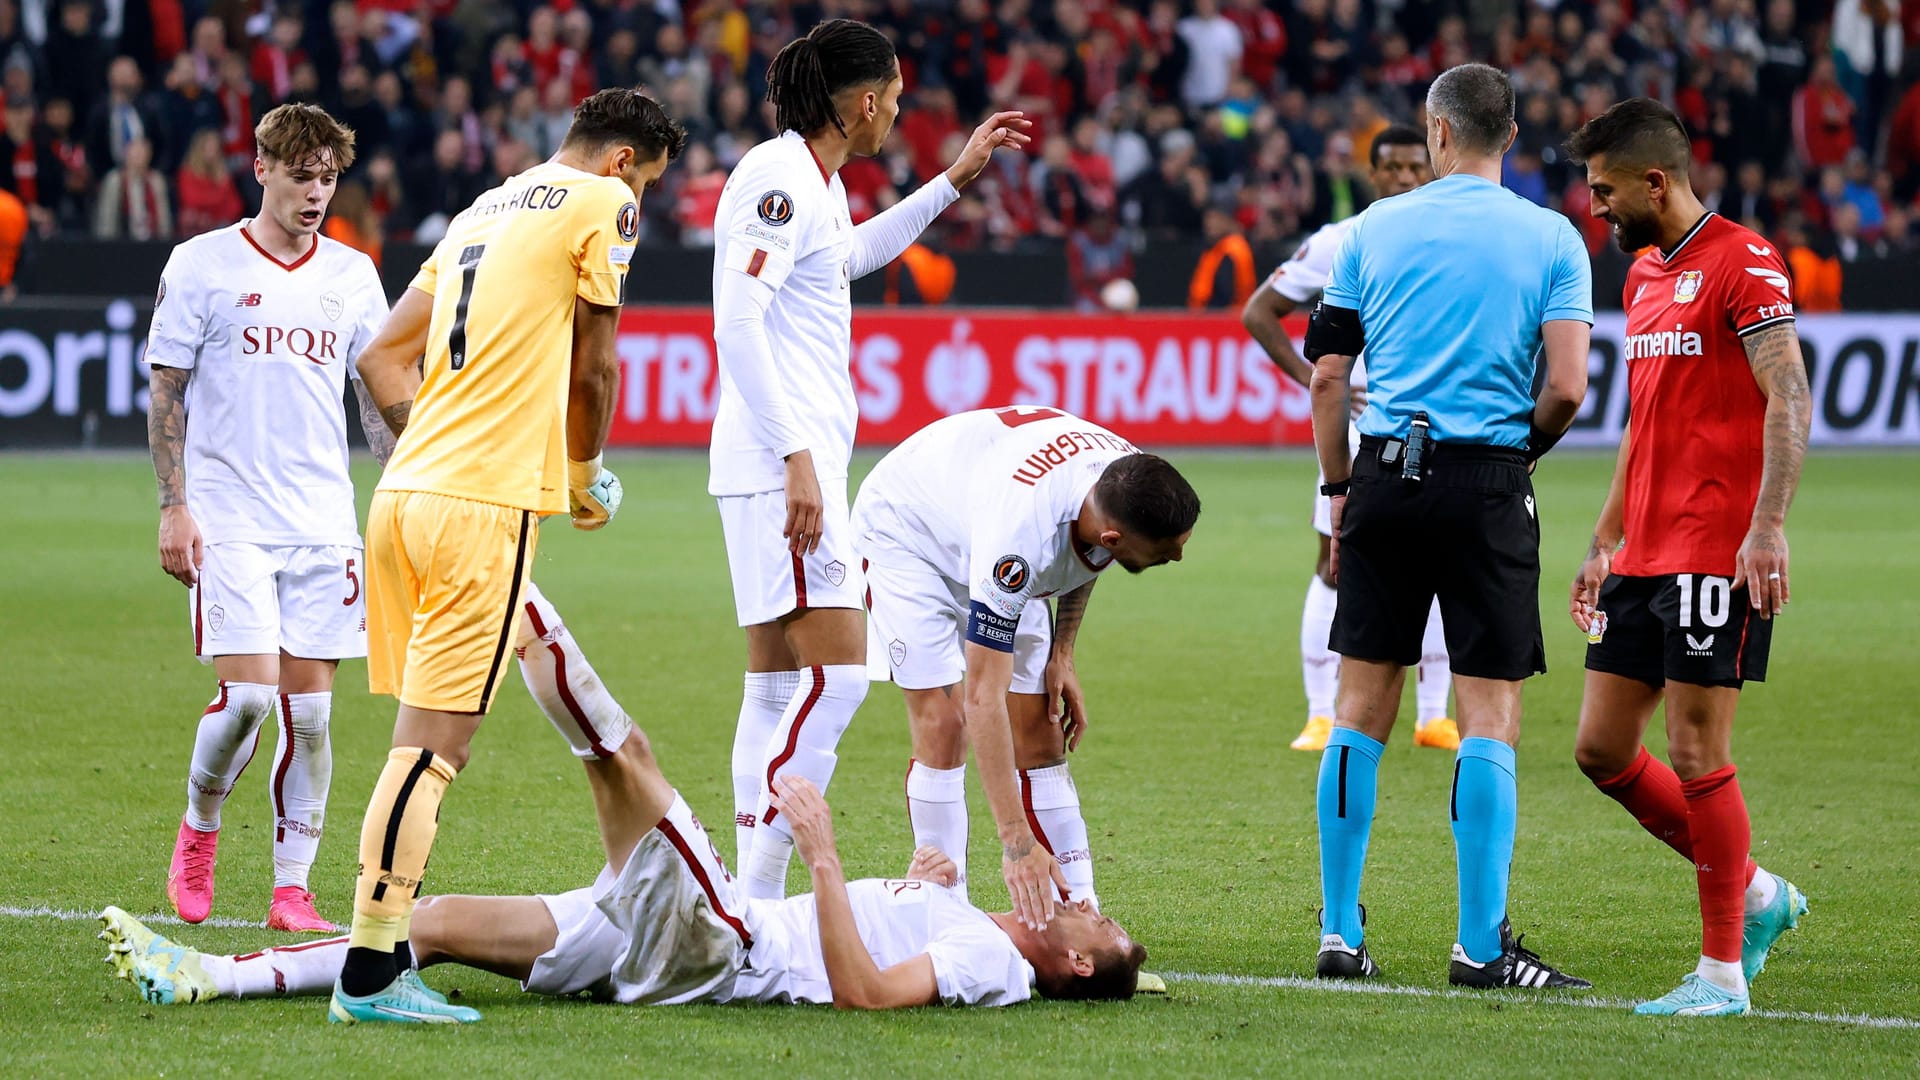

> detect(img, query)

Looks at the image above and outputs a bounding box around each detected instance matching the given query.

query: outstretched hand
[945,112,1034,190]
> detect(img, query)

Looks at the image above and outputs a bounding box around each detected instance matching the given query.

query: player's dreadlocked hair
[563,88,688,162]
[1565,98,1693,177]
[1369,124,1428,169]
[765,19,898,138]
[255,104,356,171]
[1094,455,1202,541]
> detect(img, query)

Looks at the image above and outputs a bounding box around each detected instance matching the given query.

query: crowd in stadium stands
[1,0,1918,307]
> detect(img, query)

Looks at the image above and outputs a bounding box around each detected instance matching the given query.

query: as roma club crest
[1673,270,1704,303]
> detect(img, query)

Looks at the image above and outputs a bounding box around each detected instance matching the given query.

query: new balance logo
[235,293,263,307]
[1686,633,1716,655]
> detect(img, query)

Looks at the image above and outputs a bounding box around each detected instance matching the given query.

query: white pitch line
[1,904,265,930]
[6,906,1912,1031]
[1164,971,1920,1030]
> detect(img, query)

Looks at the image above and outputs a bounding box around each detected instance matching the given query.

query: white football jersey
[733,878,1034,1007]
[854,407,1139,651]
[709,132,859,496]
[145,222,388,547]
[1262,217,1369,387]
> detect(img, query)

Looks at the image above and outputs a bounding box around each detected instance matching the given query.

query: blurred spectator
[250,12,306,104]
[1504,148,1551,207]
[1795,55,1858,170]
[174,127,240,237]
[43,0,105,119]
[39,96,90,231]
[900,85,962,183]
[323,179,381,267]
[1176,0,1241,109]
[158,52,221,154]
[87,57,164,179]
[1783,216,1844,310]
[1030,134,1089,238]
[332,64,388,173]
[1122,130,1208,239]
[406,128,483,239]
[1187,205,1255,309]
[1831,0,1903,150]
[1066,208,1131,312]
[1883,205,1915,251]
[673,141,725,246]
[1831,201,1874,261]
[1068,116,1117,211]
[0,182,22,300]
[1888,76,1920,200]
[93,135,170,240]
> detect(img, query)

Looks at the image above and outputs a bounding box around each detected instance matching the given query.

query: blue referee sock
[1451,736,1517,964]
[1316,727,1383,946]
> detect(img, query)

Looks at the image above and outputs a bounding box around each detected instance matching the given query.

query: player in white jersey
[852,408,1200,932]
[711,19,1032,901]
[144,105,387,933]
[101,737,1147,1013]
[1240,124,1459,754]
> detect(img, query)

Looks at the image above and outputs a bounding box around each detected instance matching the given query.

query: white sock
[1301,576,1339,720]
[906,760,969,892]
[1020,763,1096,909]
[1695,955,1747,996]
[745,664,869,901]
[733,670,800,864]
[1745,865,1778,914]
[515,584,633,760]
[269,692,332,890]
[184,681,275,831]
[1416,597,1452,726]
[210,934,351,997]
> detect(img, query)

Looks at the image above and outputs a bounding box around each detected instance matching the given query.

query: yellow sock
[348,747,456,953]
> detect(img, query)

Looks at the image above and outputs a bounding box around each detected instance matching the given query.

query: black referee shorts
[1330,439,1545,681]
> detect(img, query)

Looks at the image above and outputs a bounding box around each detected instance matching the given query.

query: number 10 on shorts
[1676,573,1731,629]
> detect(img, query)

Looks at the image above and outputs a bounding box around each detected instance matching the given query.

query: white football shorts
[187,542,367,661]
[525,792,753,1005]
[1313,424,1365,538]
[716,484,864,627]
[862,556,1051,694]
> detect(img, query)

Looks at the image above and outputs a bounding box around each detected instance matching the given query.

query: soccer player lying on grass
[100,749,1146,1016]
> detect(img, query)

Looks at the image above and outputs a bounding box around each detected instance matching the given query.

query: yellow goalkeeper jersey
[378,161,639,514]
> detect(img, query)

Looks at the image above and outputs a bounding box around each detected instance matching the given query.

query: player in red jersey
[1565,99,1812,1018]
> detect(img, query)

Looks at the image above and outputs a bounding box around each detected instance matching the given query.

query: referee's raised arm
[1300,63,1597,991]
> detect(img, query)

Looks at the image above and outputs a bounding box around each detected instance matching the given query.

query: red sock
[1682,765,1750,964]
[1594,747,1758,886]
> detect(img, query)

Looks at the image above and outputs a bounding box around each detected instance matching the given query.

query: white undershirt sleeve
[714,268,810,460]
[848,174,960,280]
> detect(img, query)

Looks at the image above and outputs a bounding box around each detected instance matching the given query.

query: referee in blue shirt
[1303,63,1592,990]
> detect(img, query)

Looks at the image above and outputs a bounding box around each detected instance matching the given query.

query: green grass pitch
[2,450,1916,1076]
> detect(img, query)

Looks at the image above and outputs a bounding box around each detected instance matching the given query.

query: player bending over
[1566,100,1810,1018]
[144,104,388,933]
[337,89,683,1023]
[710,19,1030,901]
[101,757,1146,1014]
[853,407,1198,931]
[1240,124,1458,754]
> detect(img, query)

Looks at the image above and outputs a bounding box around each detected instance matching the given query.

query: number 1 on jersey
[449,243,486,371]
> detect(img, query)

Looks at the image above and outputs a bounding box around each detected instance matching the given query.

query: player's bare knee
[1573,739,1632,782]
[906,688,966,766]
[409,896,448,966]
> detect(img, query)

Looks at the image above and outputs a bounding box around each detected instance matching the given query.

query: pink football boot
[166,818,219,924]
[266,887,340,933]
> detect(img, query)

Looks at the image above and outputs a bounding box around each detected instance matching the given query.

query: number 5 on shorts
[344,557,360,606]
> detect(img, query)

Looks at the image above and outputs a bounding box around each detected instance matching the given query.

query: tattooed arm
[1736,321,1811,618]
[148,365,202,586]
[1043,580,1097,751]
[355,287,434,439]
[353,379,399,467]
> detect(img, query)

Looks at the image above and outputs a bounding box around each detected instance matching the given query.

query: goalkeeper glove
[568,456,623,531]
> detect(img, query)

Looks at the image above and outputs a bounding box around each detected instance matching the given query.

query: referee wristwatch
[1320,479,1351,497]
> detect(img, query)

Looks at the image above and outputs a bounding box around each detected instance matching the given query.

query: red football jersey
[1614,213,1796,577]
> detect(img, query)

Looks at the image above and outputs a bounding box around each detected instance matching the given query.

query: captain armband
[1304,302,1366,361]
